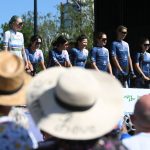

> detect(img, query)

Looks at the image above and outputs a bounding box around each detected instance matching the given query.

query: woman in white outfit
[3,15,28,68]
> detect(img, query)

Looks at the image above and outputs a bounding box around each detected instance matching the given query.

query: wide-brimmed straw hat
[0,51,31,106]
[27,67,123,140]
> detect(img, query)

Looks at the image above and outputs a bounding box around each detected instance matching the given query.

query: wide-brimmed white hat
[27,67,123,140]
[0,51,31,106]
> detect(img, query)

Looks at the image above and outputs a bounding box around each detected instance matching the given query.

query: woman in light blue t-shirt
[25,35,46,76]
[133,37,150,88]
[70,34,88,68]
[48,35,72,68]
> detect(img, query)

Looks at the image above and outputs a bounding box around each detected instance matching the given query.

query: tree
[38,12,59,52]
[0,11,59,51]
[0,0,94,57]
[0,11,60,69]
[59,0,94,48]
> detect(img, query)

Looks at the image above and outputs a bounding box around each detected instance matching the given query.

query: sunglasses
[36,42,42,45]
[17,22,24,26]
[101,38,107,42]
[143,44,150,47]
[121,31,127,34]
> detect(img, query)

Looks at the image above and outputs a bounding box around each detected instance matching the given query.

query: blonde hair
[9,15,20,29]
[116,25,127,33]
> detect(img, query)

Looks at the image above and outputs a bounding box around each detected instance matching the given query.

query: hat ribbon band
[55,94,94,111]
[0,82,24,95]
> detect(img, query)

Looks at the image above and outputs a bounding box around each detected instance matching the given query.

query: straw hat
[27,67,123,140]
[0,51,31,106]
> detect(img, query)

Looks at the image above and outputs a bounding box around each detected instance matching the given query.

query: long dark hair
[28,35,43,48]
[75,34,87,48]
[54,36,68,47]
[137,37,149,52]
[93,32,106,46]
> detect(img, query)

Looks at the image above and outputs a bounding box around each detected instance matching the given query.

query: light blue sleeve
[111,42,117,57]
[64,50,70,62]
[39,50,44,62]
[107,49,110,63]
[90,47,97,62]
[3,31,10,46]
[51,50,58,62]
[25,49,30,61]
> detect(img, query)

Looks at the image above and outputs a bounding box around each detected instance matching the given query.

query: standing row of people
[3,15,150,88]
[46,25,150,89]
[1,40,150,150]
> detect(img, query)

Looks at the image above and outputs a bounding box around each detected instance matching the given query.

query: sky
[0,0,66,31]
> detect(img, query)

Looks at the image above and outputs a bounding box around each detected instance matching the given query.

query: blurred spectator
[0,121,33,150]
[9,107,43,143]
[119,114,135,140]
[26,67,126,149]
[0,51,37,149]
[122,94,150,150]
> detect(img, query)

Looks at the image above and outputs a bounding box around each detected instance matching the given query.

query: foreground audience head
[0,51,31,106]
[132,94,150,133]
[27,67,123,141]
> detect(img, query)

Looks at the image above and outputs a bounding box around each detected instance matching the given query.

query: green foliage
[0,11,59,50]
[0,1,94,49]
[0,23,9,49]
[0,11,60,69]
[0,0,94,67]
[1,23,9,32]
[22,11,34,47]
[38,12,59,51]
[59,0,94,49]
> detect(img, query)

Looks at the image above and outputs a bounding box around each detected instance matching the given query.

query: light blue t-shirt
[111,40,130,74]
[26,48,44,63]
[134,51,150,77]
[70,48,88,68]
[90,46,110,72]
[48,48,70,67]
[25,48,44,72]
